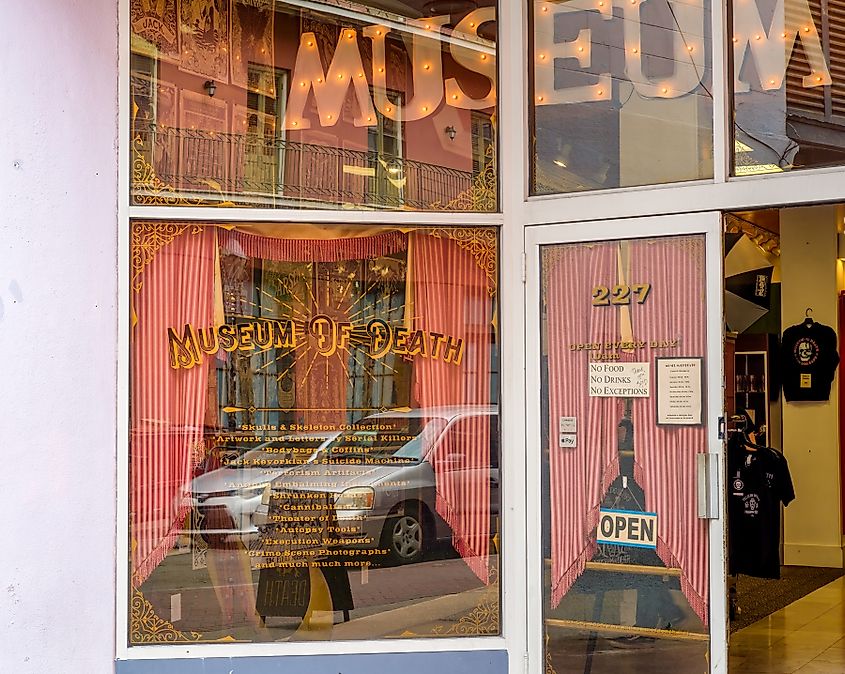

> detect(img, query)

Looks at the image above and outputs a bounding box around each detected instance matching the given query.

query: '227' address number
[592,283,652,306]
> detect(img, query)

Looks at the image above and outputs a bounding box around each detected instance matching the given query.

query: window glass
[731,0,845,175]
[539,235,710,672]
[129,1,497,210]
[128,222,500,644]
[529,0,713,194]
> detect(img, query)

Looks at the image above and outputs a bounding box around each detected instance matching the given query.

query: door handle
[696,453,720,519]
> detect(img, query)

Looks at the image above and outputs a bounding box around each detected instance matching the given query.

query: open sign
[597,509,657,549]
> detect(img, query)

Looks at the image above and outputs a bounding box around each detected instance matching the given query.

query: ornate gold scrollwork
[131,221,203,293]
[426,227,498,297]
[432,144,497,213]
[430,564,500,636]
[130,588,202,644]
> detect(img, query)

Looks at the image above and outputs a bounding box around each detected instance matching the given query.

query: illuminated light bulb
[424,64,431,70]
[804,26,810,32]
[687,45,694,51]
[347,31,354,39]
[327,114,333,120]
[770,79,776,85]
[542,5,549,11]
[292,121,298,126]
[781,32,787,38]
[732,37,738,43]
[367,116,373,122]
[378,67,384,73]
[376,29,382,36]
[338,74,344,79]
[537,95,544,102]
[632,48,639,53]
[578,46,584,52]
[452,94,459,100]
[597,90,603,96]
[661,87,668,93]
[386,106,392,112]
[358,72,364,78]
[539,53,546,59]
[817,75,823,82]
[307,40,314,47]
[481,54,487,60]
[300,81,306,87]
[755,34,761,40]
[260,48,265,54]
[422,105,428,112]
[598,1,604,5]
[425,24,431,29]
[317,77,323,83]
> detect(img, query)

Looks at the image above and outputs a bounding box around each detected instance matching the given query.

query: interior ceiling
[729,209,780,235]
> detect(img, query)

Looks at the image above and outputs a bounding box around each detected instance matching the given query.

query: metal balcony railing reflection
[134,123,477,210]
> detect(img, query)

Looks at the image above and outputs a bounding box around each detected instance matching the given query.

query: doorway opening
[724,205,845,672]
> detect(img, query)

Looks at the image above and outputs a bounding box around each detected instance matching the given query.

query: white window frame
[116,0,521,665]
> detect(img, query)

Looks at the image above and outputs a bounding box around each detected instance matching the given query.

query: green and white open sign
[597,508,658,549]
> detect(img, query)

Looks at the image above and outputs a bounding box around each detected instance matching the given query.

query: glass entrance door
[525,215,727,674]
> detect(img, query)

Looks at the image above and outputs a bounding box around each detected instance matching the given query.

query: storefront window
[128,222,500,644]
[731,0,845,175]
[529,0,713,194]
[539,235,710,671]
[129,1,497,210]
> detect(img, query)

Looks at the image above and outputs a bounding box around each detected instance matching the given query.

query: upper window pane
[130,1,497,210]
[731,0,845,175]
[529,0,713,194]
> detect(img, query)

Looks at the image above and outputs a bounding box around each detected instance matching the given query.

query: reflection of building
[130,0,497,209]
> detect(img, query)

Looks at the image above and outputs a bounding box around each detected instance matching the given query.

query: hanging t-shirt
[781,320,840,402]
[727,437,795,579]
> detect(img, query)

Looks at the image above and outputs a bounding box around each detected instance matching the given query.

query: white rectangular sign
[597,509,658,549]
[559,433,577,448]
[656,357,703,425]
[588,362,650,398]
[559,416,577,434]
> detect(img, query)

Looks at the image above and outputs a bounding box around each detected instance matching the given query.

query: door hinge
[521,252,527,284]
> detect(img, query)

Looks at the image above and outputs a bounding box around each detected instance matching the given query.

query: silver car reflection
[184,432,337,545]
[255,406,499,565]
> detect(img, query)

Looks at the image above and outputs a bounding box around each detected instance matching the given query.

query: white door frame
[523,212,728,674]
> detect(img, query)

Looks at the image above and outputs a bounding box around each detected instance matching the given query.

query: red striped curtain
[219,228,407,262]
[626,235,709,625]
[130,227,216,586]
[545,242,621,607]
[411,232,493,584]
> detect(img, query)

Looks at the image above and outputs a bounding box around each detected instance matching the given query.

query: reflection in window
[129,0,497,210]
[529,0,713,194]
[128,222,500,644]
[732,0,845,174]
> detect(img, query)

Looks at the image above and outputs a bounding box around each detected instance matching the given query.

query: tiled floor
[730,576,845,673]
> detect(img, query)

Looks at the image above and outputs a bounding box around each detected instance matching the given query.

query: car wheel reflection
[383,510,425,565]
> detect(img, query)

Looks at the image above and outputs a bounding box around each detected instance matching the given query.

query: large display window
[528,0,714,194]
[730,0,845,175]
[129,0,497,210]
[127,222,500,645]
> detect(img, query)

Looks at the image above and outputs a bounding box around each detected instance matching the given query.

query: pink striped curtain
[626,235,709,625]
[545,242,621,607]
[130,227,216,586]
[219,229,406,262]
[411,232,493,584]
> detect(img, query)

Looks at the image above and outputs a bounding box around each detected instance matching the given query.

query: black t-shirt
[727,437,795,579]
[781,321,840,402]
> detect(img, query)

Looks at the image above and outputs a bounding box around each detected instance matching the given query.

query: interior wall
[0,2,118,672]
[780,205,844,568]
